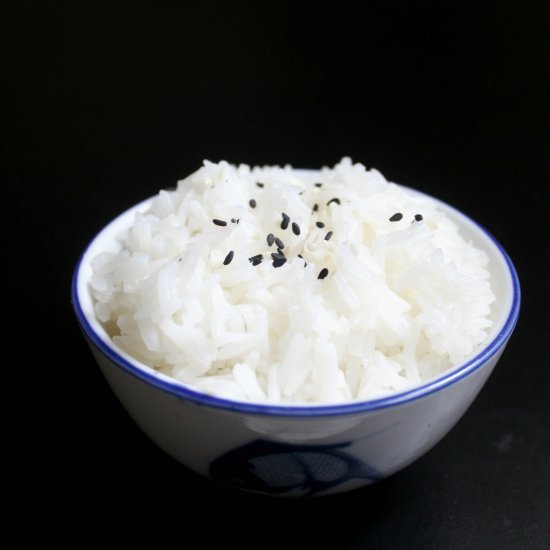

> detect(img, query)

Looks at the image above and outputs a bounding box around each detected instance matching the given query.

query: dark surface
[5,2,549,546]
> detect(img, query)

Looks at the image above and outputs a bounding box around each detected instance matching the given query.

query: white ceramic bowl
[72,180,520,497]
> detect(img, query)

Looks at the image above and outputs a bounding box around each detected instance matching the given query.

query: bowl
[72,176,520,497]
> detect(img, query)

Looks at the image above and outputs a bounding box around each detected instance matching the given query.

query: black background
[5,1,549,547]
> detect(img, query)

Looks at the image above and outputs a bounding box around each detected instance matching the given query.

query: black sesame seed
[414,214,423,221]
[389,212,403,222]
[281,212,290,230]
[275,237,284,249]
[327,197,341,206]
[325,231,333,241]
[297,254,303,258]
[231,218,239,224]
[213,219,227,226]
[249,199,257,208]
[271,252,286,261]
[256,182,264,188]
[314,182,323,188]
[316,221,325,228]
[223,251,234,265]
[272,257,287,268]
[248,254,263,266]
[313,203,319,212]
[267,233,275,246]
[292,222,301,235]
[318,268,329,279]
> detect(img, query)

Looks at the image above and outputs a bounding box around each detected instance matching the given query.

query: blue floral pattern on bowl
[210,439,383,496]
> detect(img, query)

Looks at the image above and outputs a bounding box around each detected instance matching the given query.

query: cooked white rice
[91,158,494,404]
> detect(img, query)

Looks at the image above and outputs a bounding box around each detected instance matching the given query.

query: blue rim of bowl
[71,197,520,417]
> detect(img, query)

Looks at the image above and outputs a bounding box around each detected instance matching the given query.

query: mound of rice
[91,158,494,404]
